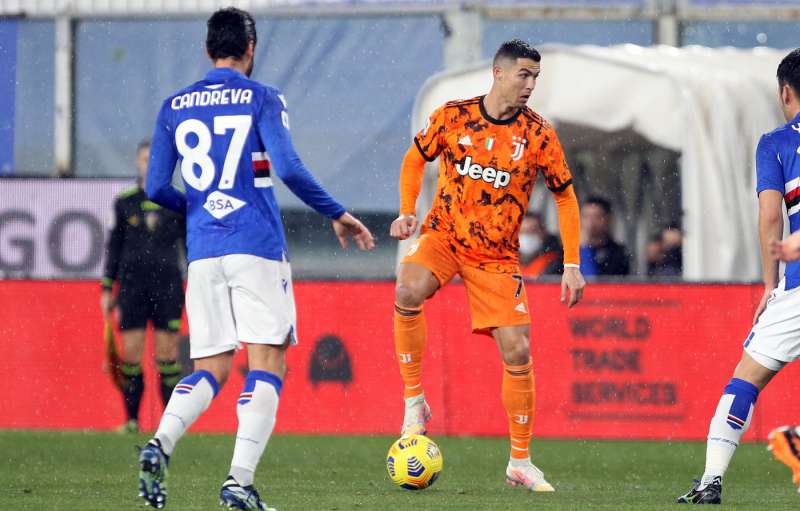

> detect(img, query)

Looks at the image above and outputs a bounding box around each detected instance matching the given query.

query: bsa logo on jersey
[204,190,246,219]
[455,156,511,189]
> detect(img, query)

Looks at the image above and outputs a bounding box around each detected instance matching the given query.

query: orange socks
[502,359,535,460]
[395,300,535,460]
[394,303,426,398]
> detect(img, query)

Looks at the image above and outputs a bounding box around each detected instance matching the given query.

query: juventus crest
[511,136,527,161]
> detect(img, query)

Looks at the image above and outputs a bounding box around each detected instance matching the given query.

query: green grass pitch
[1,431,797,510]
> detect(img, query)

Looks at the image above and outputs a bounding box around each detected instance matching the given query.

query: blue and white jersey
[756,112,800,290]
[146,67,346,263]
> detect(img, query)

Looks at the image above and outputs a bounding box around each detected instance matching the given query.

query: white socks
[155,370,219,455]
[151,368,283,488]
[404,393,425,409]
[509,456,532,468]
[700,378,759,488]
[229,371,282,487]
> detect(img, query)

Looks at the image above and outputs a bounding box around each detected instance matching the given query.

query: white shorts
[186,254,297,359]
[744,278,800,371]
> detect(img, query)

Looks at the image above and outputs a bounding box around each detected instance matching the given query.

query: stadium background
[2,1,800,508]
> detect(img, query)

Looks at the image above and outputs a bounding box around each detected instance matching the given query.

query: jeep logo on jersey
[203,191,246,219]
[455,156,511,189]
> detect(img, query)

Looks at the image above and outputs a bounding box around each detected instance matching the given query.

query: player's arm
[540,127,585,307]
[753,134,785,324]
[759,190,783,286]
[390,106,446,240]
[756,190,783,322]
[552,186,585,307]
[256,92,374,251]
[145,103,186,213]
[552,186,580,266]
[100,199,124,317]
[390,144,426,240]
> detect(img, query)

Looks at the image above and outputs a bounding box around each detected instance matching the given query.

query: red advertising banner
[0,280,798,440]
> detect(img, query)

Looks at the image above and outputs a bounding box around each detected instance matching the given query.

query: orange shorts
[402,233,530,335]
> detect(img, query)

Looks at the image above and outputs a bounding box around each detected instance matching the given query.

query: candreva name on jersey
[171,88,253,110]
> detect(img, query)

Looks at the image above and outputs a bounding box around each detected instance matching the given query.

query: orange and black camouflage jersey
[414,95,573,272]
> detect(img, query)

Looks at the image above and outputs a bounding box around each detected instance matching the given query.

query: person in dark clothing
[100,140,186,433]
[646,225,683,277]
[660,225,683,275]
[519,211,563,278]
[579,196,630,276]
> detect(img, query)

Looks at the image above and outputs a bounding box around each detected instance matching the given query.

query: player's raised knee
[501,340,531,366]
[395,280,429,308]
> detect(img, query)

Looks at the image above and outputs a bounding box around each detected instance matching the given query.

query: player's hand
[770,232,800,262]
[390,214,418,240]
[333,212,375,251]
[560,266,585,308]
[753,286,775,325]
[100,290,116,318]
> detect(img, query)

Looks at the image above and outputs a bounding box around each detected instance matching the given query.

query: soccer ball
[386,434,443,490]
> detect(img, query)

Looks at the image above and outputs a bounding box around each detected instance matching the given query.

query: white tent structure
[409,45,786,281]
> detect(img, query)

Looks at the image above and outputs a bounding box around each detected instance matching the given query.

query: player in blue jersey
[136,8,374,510]
[677,49,800,504]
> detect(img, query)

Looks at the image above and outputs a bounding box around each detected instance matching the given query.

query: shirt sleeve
[413,105,447,162]
[537,125,574,193]
[756,134,784,195]
[255,90,346,219]
[145,102,186,213]
[552,185,581,266]
[398,143,427,215]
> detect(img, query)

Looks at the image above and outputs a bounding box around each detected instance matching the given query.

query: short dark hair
[584,195,613,215]
[136,139,150,154]
[493,39,541,66]
[206,7,257,61]
[777,48,800,95]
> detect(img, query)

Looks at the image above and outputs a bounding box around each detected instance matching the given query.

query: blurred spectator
[519,211,562,278]
[646,234,665,276]
[579,196,630,276]
[647,225,683,277]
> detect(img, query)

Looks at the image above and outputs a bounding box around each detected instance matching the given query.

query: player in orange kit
[390,39,585,492]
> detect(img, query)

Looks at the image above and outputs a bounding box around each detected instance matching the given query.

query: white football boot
[401,393,431,436]
[505,459,555,492]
